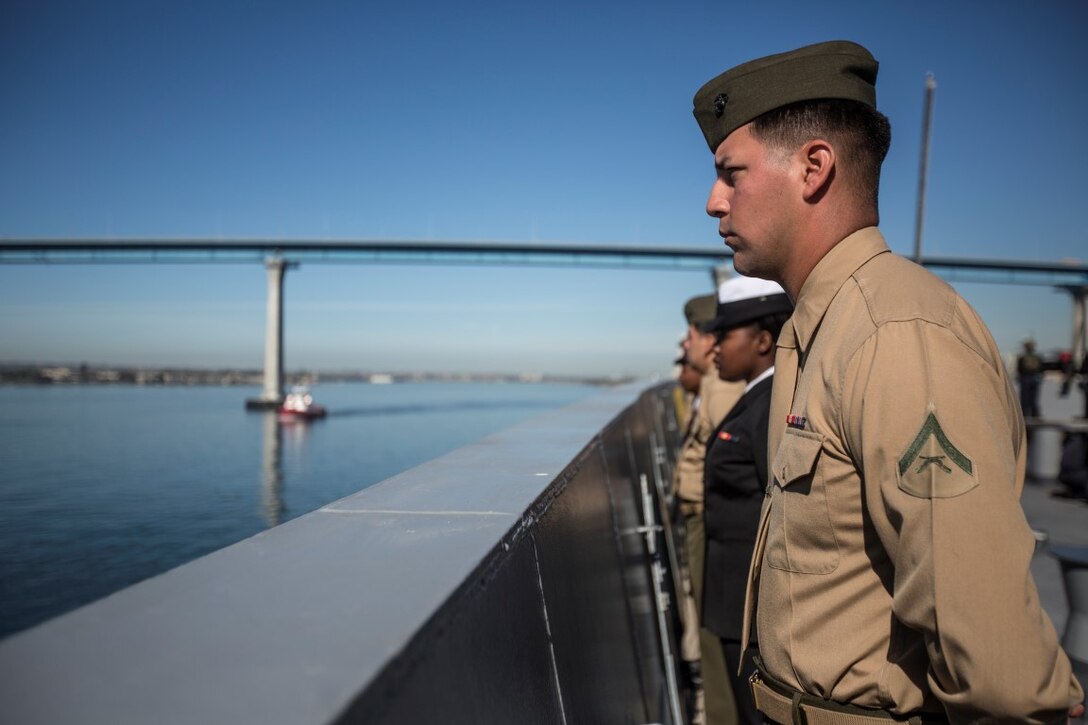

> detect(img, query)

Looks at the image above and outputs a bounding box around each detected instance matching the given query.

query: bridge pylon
[246,256,298,410]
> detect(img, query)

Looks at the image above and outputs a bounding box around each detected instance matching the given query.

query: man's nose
[706,181,730,218]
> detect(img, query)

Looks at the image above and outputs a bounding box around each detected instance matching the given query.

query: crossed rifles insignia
[915,455,953,474]
[896,412,977,499]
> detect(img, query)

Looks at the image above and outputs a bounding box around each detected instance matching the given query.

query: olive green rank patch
[896,412,978,499]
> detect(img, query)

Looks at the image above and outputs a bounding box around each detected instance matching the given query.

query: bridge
[3,238,1087,405]
[2,238,1088,284]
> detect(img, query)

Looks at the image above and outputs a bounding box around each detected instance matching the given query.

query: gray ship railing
[0,381,688,725]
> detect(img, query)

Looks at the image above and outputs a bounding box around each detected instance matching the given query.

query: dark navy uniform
[702,375,771,641]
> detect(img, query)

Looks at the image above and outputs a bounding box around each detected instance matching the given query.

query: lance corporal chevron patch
[896,412,978,498]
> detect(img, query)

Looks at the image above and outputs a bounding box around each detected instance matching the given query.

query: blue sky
[1,0,1085,377]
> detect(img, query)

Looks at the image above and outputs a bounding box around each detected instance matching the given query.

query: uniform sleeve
[704,375,745,428]
[675,399,715,503]
[673,421,705,499]
[841,320,1082,723]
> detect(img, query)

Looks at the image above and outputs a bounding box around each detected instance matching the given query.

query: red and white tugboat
[278,386,327,421]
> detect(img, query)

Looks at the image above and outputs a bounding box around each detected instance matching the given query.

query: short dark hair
[722,311,792,346]
[750,99,891,209]
[752,311,792,344]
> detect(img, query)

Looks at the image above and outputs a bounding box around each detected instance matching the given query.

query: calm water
[0,382,599,639]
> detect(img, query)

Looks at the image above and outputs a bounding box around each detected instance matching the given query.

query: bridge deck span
[2,238,1087,286]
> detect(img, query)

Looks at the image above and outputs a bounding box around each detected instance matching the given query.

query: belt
[750,668,947,725]
[679,500,704,516]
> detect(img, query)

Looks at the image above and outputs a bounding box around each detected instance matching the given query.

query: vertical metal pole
[913,73,937,263]
[639,474,684,725]
[1072,286,1087,370]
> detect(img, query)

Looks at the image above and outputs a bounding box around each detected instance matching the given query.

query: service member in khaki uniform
[673,294,745,725]
[672,350,704,667]
[692,40,1084,723]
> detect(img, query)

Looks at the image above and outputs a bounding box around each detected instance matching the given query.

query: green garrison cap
[684,294,717,327]
[693,40,878,152]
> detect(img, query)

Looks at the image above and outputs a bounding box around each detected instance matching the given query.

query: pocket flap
[772,428,824,487]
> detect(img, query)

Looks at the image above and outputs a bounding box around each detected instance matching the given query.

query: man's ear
[799,139,835,202]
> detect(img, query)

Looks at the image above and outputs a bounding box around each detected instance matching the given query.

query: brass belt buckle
[749,669,804,725]
[748,670,772,722]
[748,668,762,702]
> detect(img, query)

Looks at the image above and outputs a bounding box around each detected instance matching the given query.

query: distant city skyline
[2,1,1086,377]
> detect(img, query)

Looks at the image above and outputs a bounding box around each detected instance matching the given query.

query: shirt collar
[745,365,775,394]
[791,226,889,352]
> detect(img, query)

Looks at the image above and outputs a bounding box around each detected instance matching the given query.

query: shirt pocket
[766,428,840,575]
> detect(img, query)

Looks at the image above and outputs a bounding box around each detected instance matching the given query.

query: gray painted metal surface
[0,382,685,724]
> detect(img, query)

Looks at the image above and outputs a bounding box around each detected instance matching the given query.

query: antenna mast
[913,73,937,262]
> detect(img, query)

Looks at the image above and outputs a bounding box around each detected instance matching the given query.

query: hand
[1069,701,1085,723]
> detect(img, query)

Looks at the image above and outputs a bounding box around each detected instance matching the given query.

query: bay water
[0,382,599,639]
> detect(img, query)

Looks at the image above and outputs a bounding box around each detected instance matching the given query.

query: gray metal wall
[0,382,684,725]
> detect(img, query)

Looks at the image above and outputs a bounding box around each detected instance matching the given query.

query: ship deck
[1022,375,1087,634]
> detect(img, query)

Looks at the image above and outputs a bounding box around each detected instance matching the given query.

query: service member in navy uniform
[701,276,792,725]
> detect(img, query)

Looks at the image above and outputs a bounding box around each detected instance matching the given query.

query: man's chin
[731,253,774,282]
[731,251,755,277]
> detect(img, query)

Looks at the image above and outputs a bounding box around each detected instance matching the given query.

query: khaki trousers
[685,510,738,725]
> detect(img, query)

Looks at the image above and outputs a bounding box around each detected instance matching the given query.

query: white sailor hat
[703,276,792,335]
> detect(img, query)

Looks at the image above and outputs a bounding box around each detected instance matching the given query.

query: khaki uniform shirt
[675,372,744,504]
[744,228,1082,722]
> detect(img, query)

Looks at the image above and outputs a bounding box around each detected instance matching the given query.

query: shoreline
[0,363,633,388]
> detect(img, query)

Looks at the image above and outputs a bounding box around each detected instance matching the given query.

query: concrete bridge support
[246,257,297,410]
[261,257,287,403]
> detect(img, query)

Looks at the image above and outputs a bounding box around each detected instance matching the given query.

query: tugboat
[278,386,327,421]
